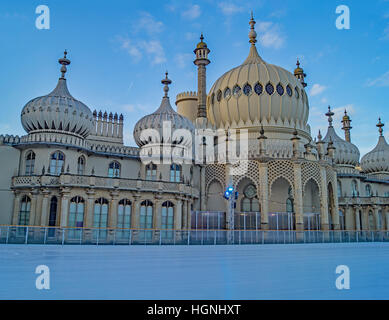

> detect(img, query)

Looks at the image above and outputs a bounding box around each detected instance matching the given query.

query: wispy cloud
[309,84,327,96]
[257,21,285,49]
[366,71,389,87]
[218,2,244,15]
[132,12,164,35]
[117,36,166,65]
[182,4,201,20]
[175,53,192,68]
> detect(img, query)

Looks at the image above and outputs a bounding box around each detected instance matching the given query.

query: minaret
[294,58,307,88]
[194,33,210,120]
[341,110,352,142]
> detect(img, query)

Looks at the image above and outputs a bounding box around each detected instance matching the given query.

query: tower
[341,110,352,142]
[193,33,210,120]
[294,58,307,88]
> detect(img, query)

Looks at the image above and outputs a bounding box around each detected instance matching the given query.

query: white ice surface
[0,243,388,300]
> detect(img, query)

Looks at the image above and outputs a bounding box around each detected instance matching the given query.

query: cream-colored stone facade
[1,16,388,233]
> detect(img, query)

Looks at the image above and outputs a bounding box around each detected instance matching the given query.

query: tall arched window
[49,151,65,175]
[68,196,85,239]
[352,180,358,197]
[241,184,260,212]
[170,164,181,182]
[108,161,120,178]
[25,151,35,176]
[77,156,86,175]
[94,198,109,239]
[117,199,132,238]
[19,195,31,226]
[146,163,157,180]
[140,200,153,240]
[365,184,372,197]
[337,180,342,198]
[48,196,58,237]
[162,201,174,239]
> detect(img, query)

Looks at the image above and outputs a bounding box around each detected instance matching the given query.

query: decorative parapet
[12,174,199,198]
[0,134,21,145]
[176,91,198,103]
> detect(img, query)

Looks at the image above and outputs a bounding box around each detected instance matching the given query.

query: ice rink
[0,243,389,300]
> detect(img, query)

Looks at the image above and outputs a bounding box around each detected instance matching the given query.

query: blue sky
[0,0,389,155]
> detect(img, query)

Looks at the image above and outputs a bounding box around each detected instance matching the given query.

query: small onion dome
[361,118,389,173]
[322,106,360,166]
[133,72,194,147]
[21,51,93,138]
[196,33,208,50]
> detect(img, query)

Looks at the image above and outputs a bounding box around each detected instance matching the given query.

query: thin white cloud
[117,36,166,65]
[175,53,192,68]
[366,70,389,87]
[218,2,244,15]
[309,84,327,96]
[133,12,164,35]
[257,21,285,49]
[182,5,201,20]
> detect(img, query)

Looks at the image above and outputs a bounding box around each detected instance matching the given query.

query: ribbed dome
[133,73,194,147]
[207,17,309,135]
[361,119,389,173]
[21,52,93,138]
[321,107,360,166]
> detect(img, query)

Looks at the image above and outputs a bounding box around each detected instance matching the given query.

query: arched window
[337,180,342,198]
[48,196,58,237]
[339,210,345,230]
[352,180,358,197]
[140,200,153,240]
[368,210,375,230]
[25,151,35,176]
[365,184,372,197]
[19,195,31,226]
[94,198,109,239]
[117,199,132,238]
[161,201,174,239]
[170,164,181,182]
[49,151,65,175]
[108,161,120,178]
[241,184,260,212]
[146,163,157,181]
[77,156,86,175]
[68,196,85,239]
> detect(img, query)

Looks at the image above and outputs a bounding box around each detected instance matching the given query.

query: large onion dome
[21,51,93,138]
[133,72,195,147]
[321,107,360,166]
[207,15,310,137]
[361,118,389,173]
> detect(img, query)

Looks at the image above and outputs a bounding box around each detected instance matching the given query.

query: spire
[243,12,264,65]
[325,106,335,127]
[194,33,210,119]
[294,58,307,87]
[377,118,384,137]
[317,130,323,142]
[341,109,352,142]
[161,71,172,98]
[58,50,71,79]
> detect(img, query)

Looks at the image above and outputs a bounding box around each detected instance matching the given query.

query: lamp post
[224,186,238,244]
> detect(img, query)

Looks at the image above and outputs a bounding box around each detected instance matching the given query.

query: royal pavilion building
[0,15,388,243]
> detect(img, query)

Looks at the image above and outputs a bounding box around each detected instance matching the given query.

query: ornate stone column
[385,206,389,231]
[373,205,380,230]
[154,197,162,229]
[40,189,51,226]
[258,162,269,229]
[174,198,183,230]
[319,166,329,230]
[12,191,21,225]
[344,205,354,230]
[354,206,361,231]
[29,190,38,226]
[331,170,340,230]
[200,166,206,210]
[293,162,304,231]
[59,188,71,227]
[85,189,95,228]
[108,191,119,228]
[132,194,140,229]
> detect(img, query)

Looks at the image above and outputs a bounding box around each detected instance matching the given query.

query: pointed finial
[296,58,300,68]
[318,130,322,142]
[200,33,204,42]
[377,118,384,137]
[325,106,335,127]
[249,12,257,45]
[161,71,172,97]
[58,50,71,79]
